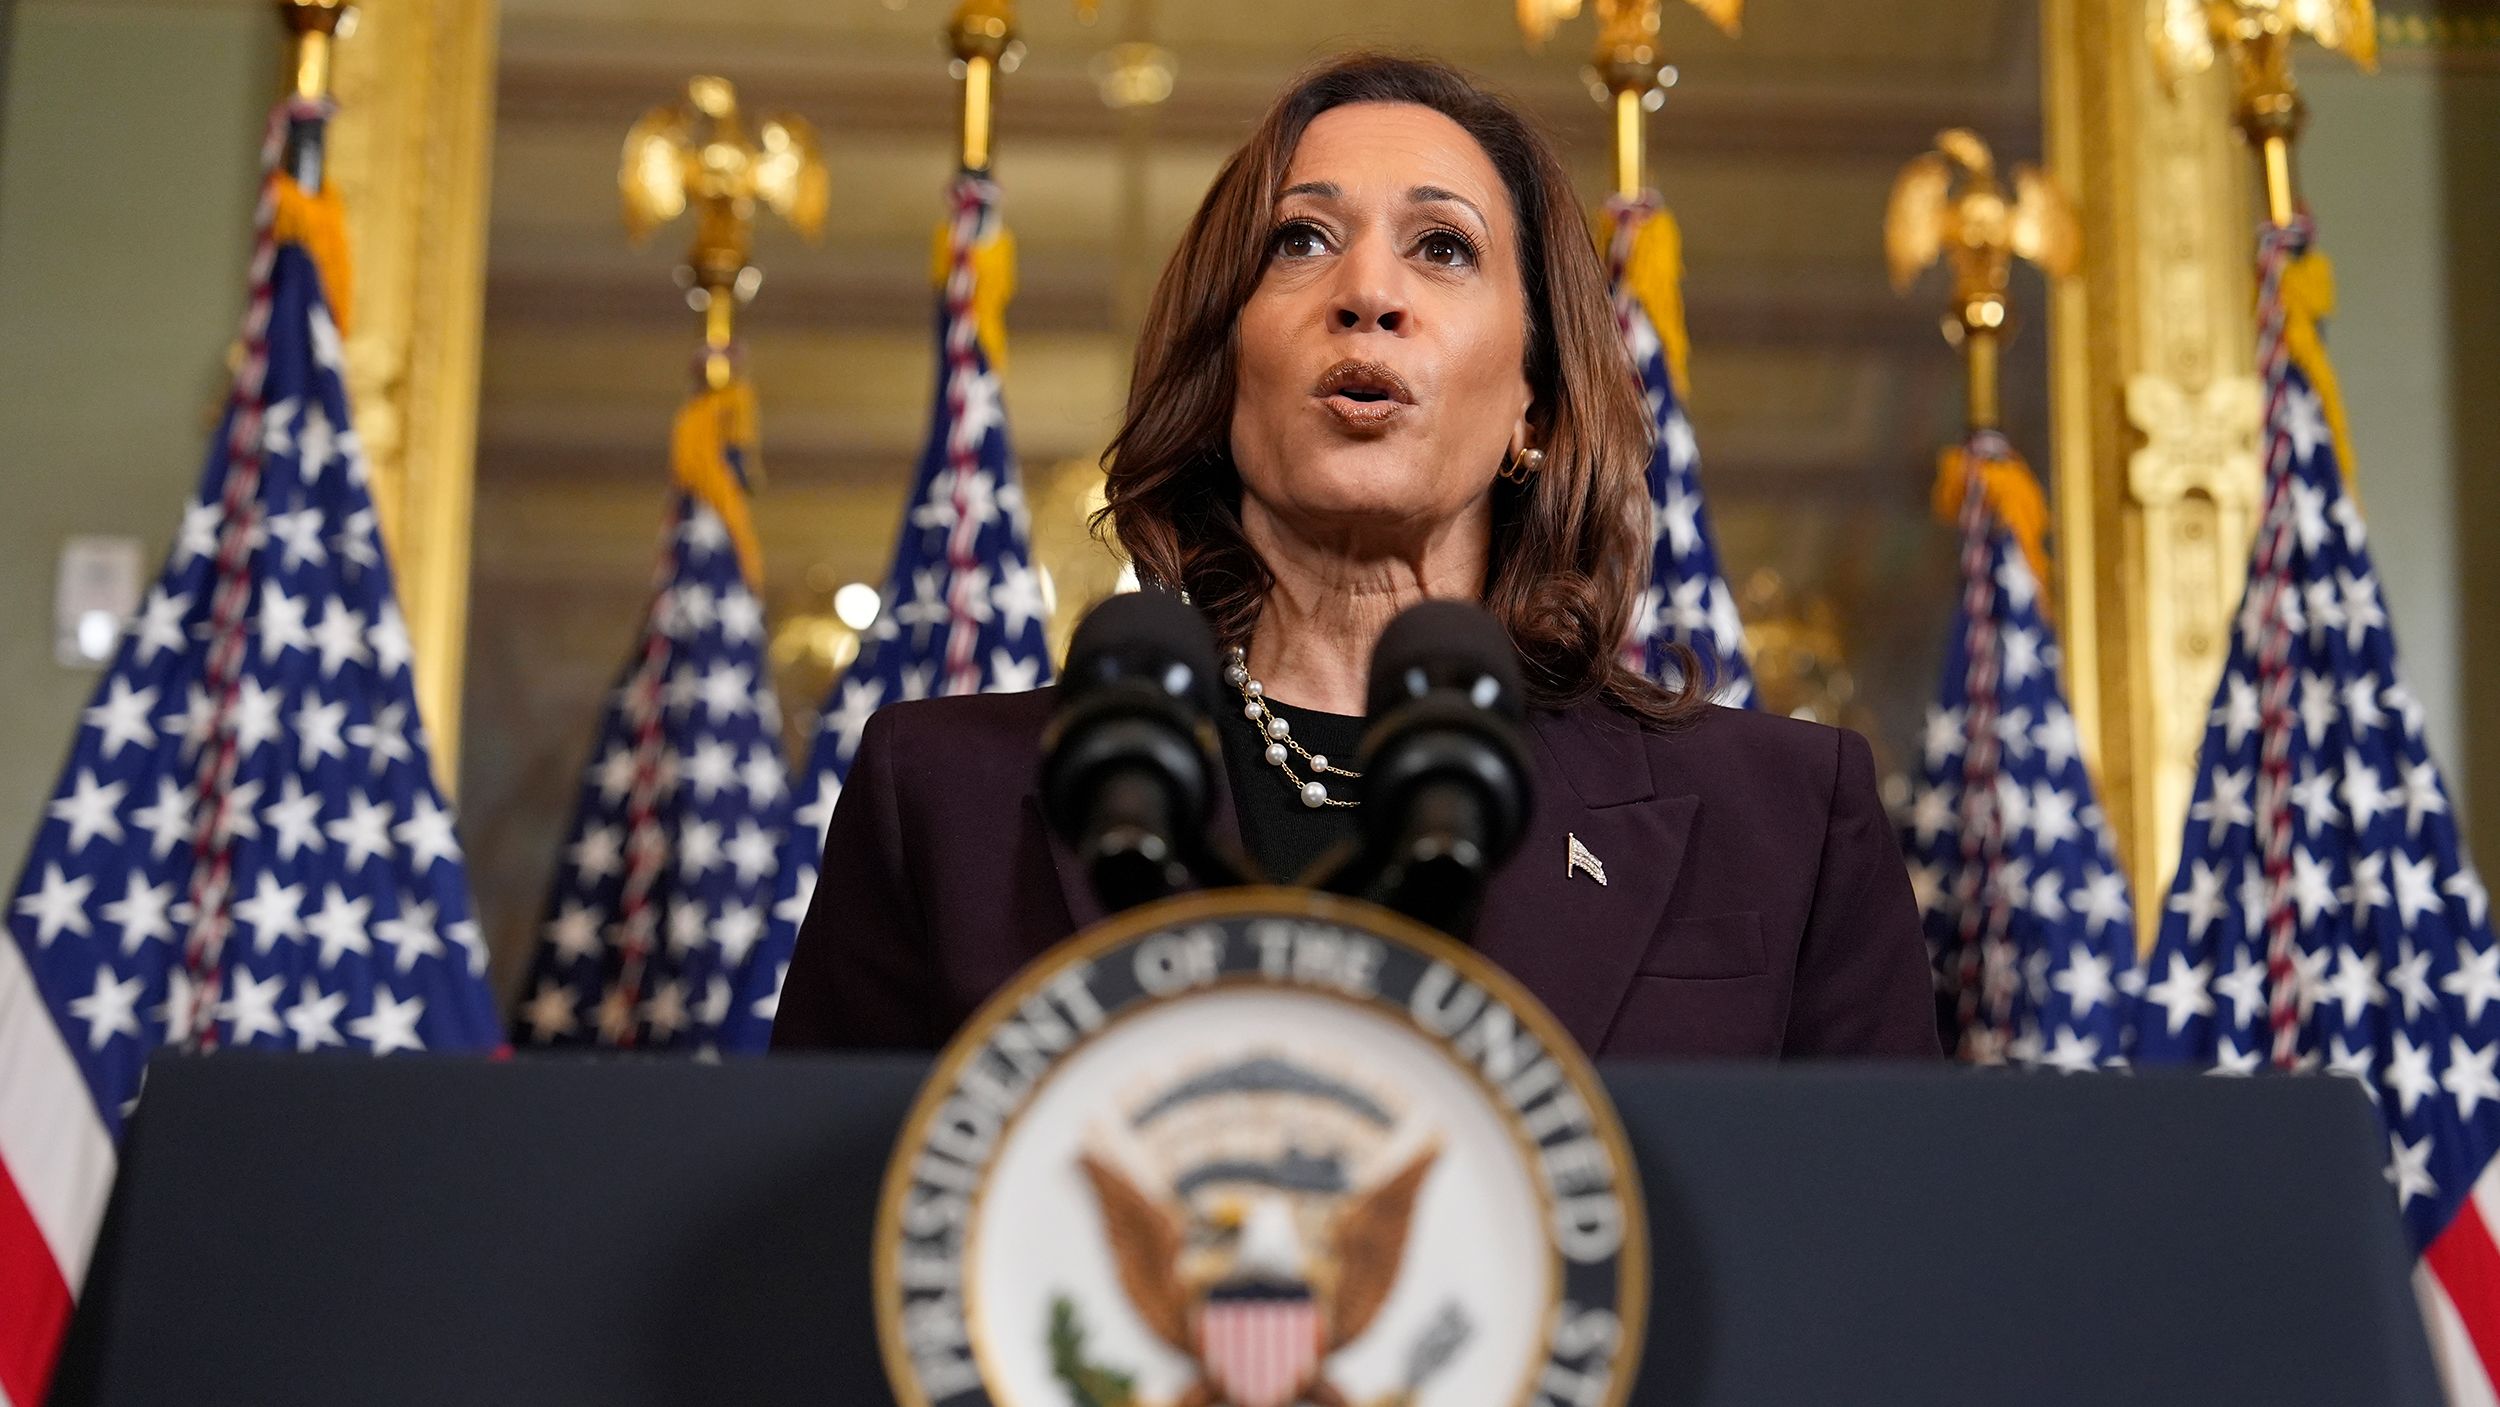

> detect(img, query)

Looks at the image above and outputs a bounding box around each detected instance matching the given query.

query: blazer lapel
[1472,704,1698,1053]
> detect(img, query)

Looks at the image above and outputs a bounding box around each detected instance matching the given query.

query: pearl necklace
[1224,646,1362,809]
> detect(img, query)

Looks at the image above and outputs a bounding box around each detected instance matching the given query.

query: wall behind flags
[0,0,272,885]
[2300,49,2500,870]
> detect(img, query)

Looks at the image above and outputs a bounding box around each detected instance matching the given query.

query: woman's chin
[1265,452,1470,523]
[1268,480,1447,530]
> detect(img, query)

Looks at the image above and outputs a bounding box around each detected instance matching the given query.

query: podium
[53,1054,2439,1406]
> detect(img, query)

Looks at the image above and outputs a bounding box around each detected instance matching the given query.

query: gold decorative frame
[324,0,499,781]
[2045,0,2264,948]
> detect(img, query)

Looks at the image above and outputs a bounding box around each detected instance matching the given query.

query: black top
[1214,693,1365,884]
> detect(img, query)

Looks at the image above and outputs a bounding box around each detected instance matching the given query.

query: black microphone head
[1364,600,1526,722]
[1343,600,1537,937]
[1040,589,1225,911]
[1061,586,1224,720]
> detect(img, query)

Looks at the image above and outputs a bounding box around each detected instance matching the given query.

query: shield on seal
[1197,1288,1324,1407]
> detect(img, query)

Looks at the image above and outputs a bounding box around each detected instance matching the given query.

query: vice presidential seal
[875,888,1646,1407]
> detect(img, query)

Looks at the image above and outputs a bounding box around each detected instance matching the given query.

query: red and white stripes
[2247,216,2311,1072]
[938,173,998,700]
[0,933,116,1407]
[1197,1298,1323,1407]
[604,544,684,1046]
[2425,1158,2500,1405]
[1603,190,1655,348]
[1947,431,2017,1060]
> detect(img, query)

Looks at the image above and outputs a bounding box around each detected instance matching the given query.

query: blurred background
[0,0,2490,999]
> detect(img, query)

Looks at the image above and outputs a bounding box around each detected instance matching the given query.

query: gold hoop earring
[1500,446,1546,484]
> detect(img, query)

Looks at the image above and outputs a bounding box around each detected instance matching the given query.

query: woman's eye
[1271,222,1328,258]
[1418,230,1478,267]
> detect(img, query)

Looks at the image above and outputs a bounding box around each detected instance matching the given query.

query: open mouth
[1313,360,1415,403]
[1312,360,1415,425]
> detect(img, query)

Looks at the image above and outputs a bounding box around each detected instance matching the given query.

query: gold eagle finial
[2151,0,2378,83]
[2148,0,2377,224]
[620,75,827,257]
[620,76,825,386]
[1885,128,2078,300]
[1516,0,1741,49]
[1887,129,2077,432]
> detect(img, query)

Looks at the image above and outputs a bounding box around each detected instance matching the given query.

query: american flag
[725,173,1053,1048]
[0,99,499,1404]
[2130,215,2499,1394]
[510,383,789,1053]
[1605,193,1754,706]
[1903,430,2138,1070]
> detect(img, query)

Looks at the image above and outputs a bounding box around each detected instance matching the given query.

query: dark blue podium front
[51,1056,2438,1407]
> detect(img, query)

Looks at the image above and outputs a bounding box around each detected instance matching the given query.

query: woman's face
[1228,101,1534,544]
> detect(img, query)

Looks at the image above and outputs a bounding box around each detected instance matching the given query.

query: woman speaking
[772,53,1938,1060]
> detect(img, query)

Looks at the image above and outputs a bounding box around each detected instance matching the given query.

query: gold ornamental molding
[2044,0,2262,948]
[320,0,500,783]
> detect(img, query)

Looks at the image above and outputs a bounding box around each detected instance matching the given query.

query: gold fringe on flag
[2279,247,2361,493]
[929,214,1018,373]
[670,380,765,589]
[271,172,354,335]
[1932,443,2054,614]
[1611,202,1694,403]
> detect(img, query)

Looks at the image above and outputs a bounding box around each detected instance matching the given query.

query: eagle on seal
[1078,1140,1438,1407]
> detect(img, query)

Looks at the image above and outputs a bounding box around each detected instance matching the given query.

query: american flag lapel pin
[1567,833,1607,887]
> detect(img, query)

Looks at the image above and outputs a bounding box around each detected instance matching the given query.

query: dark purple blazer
[771,689,1941,1061]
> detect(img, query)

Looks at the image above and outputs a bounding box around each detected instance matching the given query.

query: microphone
[1328,601,1535,940]
[1039,590,1227,916]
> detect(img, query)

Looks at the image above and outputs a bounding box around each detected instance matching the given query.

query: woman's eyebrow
[1408,185,1487,229]
[1274,181,1486,230]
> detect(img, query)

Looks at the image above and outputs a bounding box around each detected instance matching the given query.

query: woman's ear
[1507,398,1541,460]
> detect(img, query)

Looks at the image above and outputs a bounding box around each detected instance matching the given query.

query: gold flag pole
[1885,130,2081,435]
[279,0,351,102]
[1595,1,1667,199]
[620,76,829,395]
[2151,0,2378,226]
[1516,0,1742,198]
[950,1,1022,173]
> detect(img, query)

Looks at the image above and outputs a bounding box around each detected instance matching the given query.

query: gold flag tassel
[670,381,766,590]
[2279,246,2361,491]
[270,172,355,335]
[1931,444,2055,606]
[1611,200,1693,402]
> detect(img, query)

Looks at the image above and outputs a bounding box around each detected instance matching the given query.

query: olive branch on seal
[1048,1293,1138,1407]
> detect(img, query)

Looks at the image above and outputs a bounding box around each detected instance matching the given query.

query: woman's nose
[1333,299,1404,332]
[1329,240,1408,333]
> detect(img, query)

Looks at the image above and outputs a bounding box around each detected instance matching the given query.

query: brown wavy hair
[1095,52,1706,727]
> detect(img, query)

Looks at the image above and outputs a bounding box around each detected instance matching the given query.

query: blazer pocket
[1638,911,1766,979]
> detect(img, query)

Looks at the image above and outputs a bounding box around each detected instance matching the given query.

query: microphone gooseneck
[1038,591,1227,916]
